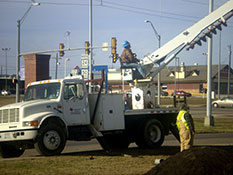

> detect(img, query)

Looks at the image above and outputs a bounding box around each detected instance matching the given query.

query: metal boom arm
[142,0,233,78]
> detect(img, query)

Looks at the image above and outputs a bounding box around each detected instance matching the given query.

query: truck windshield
[24,82,61,101]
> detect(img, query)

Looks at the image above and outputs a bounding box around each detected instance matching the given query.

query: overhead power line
[96,0,199,20]
[0,0,29,4]
[181,0,230,8]
[0,0,89,6]
[100,4,196,23]
[96,0,233,25]
[181,0,208,6]
[0,0,200,22]
[1,0,232,25]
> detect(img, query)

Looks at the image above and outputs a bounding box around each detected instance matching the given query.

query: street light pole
[228,45,232,95]
[145,20,161,105]
[2,48,10,90]
[2,48,11,75]
[66,31,71,49]
[16,1,40,103]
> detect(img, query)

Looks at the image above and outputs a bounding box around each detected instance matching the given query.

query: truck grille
[0,108,19,124]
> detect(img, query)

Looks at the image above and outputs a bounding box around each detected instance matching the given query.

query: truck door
[62,82,90,125]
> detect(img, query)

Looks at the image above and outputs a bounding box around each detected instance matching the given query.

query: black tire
[136,119,164,149]
[97,134,130,150]
[0,143,25,158]
[35,124,66,156]
[213,103,219,108]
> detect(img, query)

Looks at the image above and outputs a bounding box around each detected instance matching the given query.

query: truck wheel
[0,143,25,158]
[136,119,164,149]
[35,124,66,156]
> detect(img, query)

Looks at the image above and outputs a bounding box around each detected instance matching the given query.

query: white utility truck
[0,0,232,158]
[0,76,179,157]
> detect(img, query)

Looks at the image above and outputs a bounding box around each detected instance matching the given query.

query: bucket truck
[0,0,232,158]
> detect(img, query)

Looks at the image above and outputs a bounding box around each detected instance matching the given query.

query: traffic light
[59,43,65,57]
[12,78,17,84]
[112,37,117,63]
[85,41,90,55]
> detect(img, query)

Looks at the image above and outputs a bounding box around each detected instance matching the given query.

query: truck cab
[0,76,93,157]
[0,75,127,157]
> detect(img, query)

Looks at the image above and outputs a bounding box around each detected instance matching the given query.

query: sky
[0,0,232,79]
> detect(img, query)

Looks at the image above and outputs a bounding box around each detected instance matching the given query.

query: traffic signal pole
[89,0,93,93]
[205,0,214,127]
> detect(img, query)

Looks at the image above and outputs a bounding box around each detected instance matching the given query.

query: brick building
[152,64,233,95]
[24,54,50,88]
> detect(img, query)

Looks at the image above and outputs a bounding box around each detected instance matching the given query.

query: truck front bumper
[0,129,38,142]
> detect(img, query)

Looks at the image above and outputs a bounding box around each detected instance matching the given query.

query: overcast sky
[0,0,232,79]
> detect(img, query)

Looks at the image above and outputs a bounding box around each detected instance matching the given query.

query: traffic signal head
[59,43,65,57]
[112,37,117,63]
[112,53,118,63]
[85,41,90,55]
[112,37,117,54]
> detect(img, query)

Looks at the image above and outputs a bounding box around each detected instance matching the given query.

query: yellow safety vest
[176,110,190,130]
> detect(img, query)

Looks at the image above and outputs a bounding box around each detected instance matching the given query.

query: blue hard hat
[123,41,130,48]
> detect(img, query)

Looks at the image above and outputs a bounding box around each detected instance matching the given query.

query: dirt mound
[145,147,233,175]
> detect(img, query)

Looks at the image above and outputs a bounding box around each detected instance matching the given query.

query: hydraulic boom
[141,0,233,78]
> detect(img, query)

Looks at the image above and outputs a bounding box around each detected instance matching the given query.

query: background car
[212,97,233,108]
[171,91,192,97]
[155,90,169,96]
[1,90,11,96]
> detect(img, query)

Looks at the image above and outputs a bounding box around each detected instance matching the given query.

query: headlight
[23,121,39,127]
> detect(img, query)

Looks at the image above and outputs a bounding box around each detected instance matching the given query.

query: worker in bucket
[176,104,195,152]
[120,41,146,78]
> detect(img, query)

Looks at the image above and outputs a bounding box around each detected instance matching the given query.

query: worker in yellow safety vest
[176,104,195,152]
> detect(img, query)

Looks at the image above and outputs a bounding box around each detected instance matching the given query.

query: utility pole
[205,0,214,127]
[89,0,93,93]
[218,32,221,99]
[16,20,20,102]
[54,53,61,79]
[228,45,232,95]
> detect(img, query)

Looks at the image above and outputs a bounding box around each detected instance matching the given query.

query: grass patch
[0,146,233,175]
[194,118,233,133]
[161,97,207,106]
[0,96,16,107]
[0,96,24,107]
[0,152,170,175]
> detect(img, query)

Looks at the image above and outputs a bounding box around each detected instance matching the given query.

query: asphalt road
[14,133,233,158]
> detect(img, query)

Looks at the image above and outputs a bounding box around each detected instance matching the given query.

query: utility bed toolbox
[88,94,125,131]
